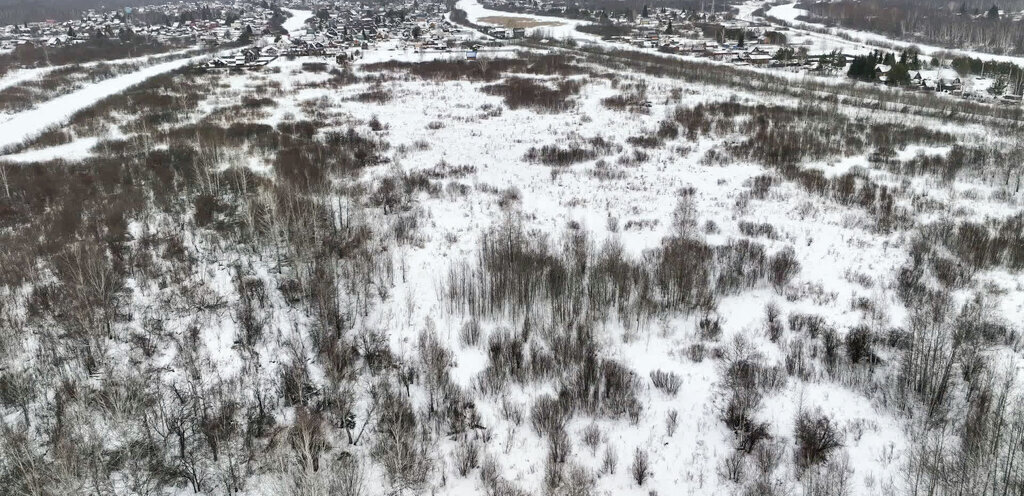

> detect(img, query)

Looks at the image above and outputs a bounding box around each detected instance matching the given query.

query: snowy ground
[0,136,98,162]
[458,0,602,42]
[282,8,314,36]
[165,53,1016,495]
[0,6,1021,496]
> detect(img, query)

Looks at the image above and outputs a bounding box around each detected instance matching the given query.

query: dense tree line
[801,0,1024,54]
[0,0,156,24]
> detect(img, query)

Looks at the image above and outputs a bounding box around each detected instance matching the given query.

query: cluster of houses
[872,65,964,92]
[0,1,281,52]
[476,0,1021,103]
[875,64,1020,103]
[198,0,473,70]
[480,26,526,39]
[477,0,825,67]
[288,1,476,49]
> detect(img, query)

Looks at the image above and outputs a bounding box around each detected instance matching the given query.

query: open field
[0,2,1023,496]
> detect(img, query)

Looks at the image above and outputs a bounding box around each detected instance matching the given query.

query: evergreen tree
[889,63,911,85]
[642,4,649,17]
[738,31,745,47]
[989,76,1008,95]
[238,25,254,43]
[987,4,1000,18]
[665,20,673,34]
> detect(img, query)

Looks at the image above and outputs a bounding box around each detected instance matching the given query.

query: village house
[911,68,962,92]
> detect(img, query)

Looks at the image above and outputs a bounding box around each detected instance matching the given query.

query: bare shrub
[688,343,707,362]
[719,451,746,483]
[561,464,596,496]
[629,447,650,486]
[564,358,642,420]
[657,120,679,140]
[530,394,572,437]
[698,314,723,341]
[843,325,874,364]
[482,77,584,112]
[739,221,779,239]
[794,410,843,470]
[765,302,783,343]
[368,115,385,132]
[301,62,328,72]
[752,440,783,477]
[650,369,683,396]
[459,319,482,347]
[524,136,615,166]
[371,383,431,490]
[290,407,328,473]
[768,246,801,292]
[789,313,828,338]
[500,396,523,426]
[601,445,618,475]
[355,86,393,104]
[821,328,841,372]
[364,54,588,82]
[548,426,572,464]
[454,438,480,477]
[721,344,781,453]
[800,453,852,496]
[582,424,602,454]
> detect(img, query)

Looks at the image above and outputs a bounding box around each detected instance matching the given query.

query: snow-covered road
[0,46,202,94]
[0,56,199,152]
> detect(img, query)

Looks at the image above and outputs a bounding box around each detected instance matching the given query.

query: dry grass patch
[478,16,564,28]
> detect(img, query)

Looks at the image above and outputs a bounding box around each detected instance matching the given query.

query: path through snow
[0,56,199,152]
[0,46,204,95]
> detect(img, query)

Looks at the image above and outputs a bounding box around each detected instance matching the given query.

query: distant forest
[0,0,161,24]
[799,0,1024,54]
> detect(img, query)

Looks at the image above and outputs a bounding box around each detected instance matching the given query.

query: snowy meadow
[0,24,1023,496]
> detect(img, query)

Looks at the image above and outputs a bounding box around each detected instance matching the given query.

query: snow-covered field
[282,8,313,35]
[0,8,1022,496]
[459,0,602,42]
